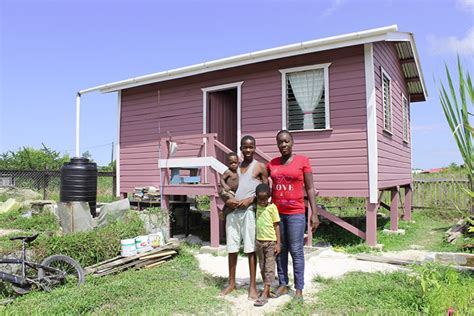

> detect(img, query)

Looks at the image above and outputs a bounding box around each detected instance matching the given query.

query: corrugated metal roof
[395,42,425,99]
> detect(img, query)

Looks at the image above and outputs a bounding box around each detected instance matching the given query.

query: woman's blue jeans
[276,213,305,290]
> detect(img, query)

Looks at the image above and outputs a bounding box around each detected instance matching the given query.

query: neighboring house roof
[87,25,427,101]
[421,168,446,174]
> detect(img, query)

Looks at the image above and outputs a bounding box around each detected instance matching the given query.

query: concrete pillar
[366,199,378,246]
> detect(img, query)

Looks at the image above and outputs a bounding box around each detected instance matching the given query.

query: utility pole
[111,142,114,166]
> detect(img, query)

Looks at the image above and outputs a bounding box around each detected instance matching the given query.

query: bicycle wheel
[37,255,85,288]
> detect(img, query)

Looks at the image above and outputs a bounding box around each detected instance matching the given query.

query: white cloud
[321,0,345,18]
[457,0,474,12]
[427,27,474,56]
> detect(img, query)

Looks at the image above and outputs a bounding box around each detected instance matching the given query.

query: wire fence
[0,169,116,200]
[0,169,471,211]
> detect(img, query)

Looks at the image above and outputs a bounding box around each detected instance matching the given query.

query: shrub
[33,211,146,267]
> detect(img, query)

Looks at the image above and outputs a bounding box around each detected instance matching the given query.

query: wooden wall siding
[373,42,412,189]
[120,45,369,196]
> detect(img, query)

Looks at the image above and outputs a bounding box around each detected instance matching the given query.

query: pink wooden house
[81,25,427,247]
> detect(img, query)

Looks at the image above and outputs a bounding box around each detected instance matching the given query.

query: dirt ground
[195,248,410,315]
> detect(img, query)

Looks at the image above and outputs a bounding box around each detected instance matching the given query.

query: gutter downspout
[75,84,109,157]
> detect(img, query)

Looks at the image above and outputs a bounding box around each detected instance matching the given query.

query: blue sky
[0,0,473,168]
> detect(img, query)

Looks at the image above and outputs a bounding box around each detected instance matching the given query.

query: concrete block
[369,244,384,251]
[434,253,474,267]
[382,229,406,235]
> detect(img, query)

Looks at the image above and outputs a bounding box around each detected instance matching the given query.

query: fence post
[112,167,117,197]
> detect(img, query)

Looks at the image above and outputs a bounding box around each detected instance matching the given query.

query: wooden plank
[85,241,179,274]
[85,255,123,274]
[94,259,155,277]
[145,260,167,269]
[356,254,423,265]
[141,250,177,260]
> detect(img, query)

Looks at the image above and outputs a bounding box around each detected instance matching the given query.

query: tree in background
[439,57,473,212]
[81,150,93,161]
[0,146,70,170]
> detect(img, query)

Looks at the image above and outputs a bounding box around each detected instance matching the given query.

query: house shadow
[313,215,390,247]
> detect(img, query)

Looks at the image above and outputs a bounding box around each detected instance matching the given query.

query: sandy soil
[195,248,409,315]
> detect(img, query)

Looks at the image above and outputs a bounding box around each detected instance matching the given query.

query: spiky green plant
[439,56,473,212]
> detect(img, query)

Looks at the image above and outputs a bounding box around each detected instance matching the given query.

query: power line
[60,142,114,153]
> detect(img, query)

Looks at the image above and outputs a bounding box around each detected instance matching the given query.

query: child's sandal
[254,297,268,307]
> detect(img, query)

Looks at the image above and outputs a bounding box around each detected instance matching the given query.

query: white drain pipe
[75,84,109,157]
[75,93,81,157]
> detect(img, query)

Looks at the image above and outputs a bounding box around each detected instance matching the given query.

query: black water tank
[60,157,98,217]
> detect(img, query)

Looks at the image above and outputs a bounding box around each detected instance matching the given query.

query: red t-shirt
[267,155,312,215]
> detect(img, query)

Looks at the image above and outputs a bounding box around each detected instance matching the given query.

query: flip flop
[254,297,268,307]
[270,287,288,298]
[269,291,279,298]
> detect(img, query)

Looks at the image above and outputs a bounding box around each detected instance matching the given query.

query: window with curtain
[402,94,409,142]
[382,72,392,132]
[285,68,327,130]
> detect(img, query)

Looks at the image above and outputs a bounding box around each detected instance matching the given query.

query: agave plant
[439,56,473,212]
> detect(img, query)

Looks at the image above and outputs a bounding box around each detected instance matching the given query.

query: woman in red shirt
[267,130,319,299]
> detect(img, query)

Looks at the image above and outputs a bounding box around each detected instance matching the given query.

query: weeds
[276,265,473,315]
[413,263,473,315]
[33,211,145,267]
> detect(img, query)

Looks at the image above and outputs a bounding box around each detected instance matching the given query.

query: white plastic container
[148,232,164,248]
[120,238,137,257]
[135,235,153,253]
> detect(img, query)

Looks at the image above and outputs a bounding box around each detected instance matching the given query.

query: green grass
[313,208,467,253]
[275,266,473,315]
[0,248,231,315]
[0,208,59,232]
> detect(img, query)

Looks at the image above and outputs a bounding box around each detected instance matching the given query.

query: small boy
[254,183,280,307]
[218,152,239,220]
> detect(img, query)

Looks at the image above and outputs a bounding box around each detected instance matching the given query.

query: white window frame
[402,93,409,143]
[202,81,243,148]
[279,63,331,131]
[381,67,393,134]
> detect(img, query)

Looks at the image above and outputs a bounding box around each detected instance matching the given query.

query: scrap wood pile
[133,186,160,202]
[84,239,180,277]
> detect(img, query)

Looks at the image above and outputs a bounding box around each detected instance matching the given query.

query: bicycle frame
[0,258,67,289]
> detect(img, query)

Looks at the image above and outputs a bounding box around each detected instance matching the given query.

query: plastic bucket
[120,238,137,257]
[135,235,153,253]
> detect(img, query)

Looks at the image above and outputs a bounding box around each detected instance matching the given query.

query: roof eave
[97,25,400,94]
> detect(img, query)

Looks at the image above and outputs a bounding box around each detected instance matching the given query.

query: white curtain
[288,69,324,129]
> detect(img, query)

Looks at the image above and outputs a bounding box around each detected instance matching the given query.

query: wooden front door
[208,89,237,163]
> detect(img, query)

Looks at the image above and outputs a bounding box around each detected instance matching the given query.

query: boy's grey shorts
[225,206,256,253]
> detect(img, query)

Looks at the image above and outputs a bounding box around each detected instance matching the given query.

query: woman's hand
[310,215,320,232]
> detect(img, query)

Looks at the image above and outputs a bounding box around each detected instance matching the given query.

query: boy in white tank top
[220,135,268,300]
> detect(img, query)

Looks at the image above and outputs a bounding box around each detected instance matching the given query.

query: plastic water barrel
[60,157,98,216]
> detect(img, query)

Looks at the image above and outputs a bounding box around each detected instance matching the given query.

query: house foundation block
[382,228,406,235]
